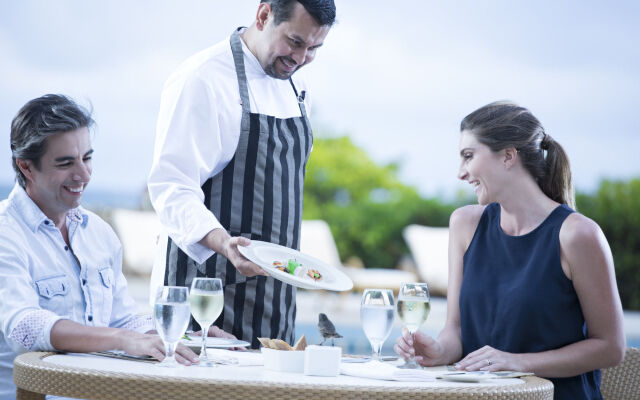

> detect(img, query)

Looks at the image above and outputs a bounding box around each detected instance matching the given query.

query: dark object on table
[318,313,343,345]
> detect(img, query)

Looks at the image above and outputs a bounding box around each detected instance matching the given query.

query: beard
[263,56,299,80]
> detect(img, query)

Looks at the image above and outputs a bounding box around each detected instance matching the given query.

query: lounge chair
[402,224,449,296]
[110,209,160,276]
[300,220,417,293]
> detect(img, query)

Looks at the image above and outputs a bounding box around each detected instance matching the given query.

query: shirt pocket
[99,267,114,288]
[96,267,114,325]
[35,274,69,299]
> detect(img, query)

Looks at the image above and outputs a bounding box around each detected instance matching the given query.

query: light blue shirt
[0,184,153,399]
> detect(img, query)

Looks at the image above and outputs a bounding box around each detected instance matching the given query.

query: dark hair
[261,0,336,26]
[10,94,94,188]
[460,101,575,209]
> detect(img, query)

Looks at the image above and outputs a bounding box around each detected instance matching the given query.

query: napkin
[340,360,439,381]
[205,349,263,366]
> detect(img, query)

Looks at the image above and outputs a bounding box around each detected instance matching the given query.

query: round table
[14,352,554,400]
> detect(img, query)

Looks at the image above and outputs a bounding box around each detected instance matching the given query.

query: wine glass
[360,289,395,361]
[396,282,431,369]
[189,278,224,367]
[153,286,190,367]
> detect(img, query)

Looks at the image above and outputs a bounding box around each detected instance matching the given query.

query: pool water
[294,322,640,357]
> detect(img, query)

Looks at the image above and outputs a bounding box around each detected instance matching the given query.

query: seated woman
[0,94,233,399]
[395,101,625,399]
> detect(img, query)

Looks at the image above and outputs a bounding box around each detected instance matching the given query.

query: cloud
[1,1,638,197]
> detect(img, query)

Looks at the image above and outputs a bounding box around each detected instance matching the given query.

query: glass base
[192,359,218,367]
[398,358,422,369]
[155,358,183,368]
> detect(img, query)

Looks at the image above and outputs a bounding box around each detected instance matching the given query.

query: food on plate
[272,259,322,281]
[258,334,307,351]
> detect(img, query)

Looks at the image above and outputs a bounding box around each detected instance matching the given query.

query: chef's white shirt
[148,31,312,265]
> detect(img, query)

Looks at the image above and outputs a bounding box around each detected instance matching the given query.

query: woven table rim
[14,352,554,399]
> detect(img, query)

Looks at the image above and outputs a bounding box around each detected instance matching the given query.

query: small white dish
[304,345,341,376]
[261,348,305,373]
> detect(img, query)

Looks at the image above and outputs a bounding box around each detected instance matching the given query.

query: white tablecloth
[44,352,524,389]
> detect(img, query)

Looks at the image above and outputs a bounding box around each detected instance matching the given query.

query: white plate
[438,371,496,383]
[237,241,353,291]
[181,336,250,349]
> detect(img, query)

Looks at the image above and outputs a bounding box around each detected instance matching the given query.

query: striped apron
[164,28,312,349]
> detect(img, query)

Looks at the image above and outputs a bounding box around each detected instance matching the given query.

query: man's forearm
[50,319,123,353]
[198,227,229,255]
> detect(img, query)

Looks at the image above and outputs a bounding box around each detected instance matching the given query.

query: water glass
[153,286,190,367]
[190,278,224,367]
[360,289,395,361]
[397,282,431,369]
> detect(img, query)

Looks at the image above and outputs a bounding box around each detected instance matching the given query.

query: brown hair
[460,101,575,209]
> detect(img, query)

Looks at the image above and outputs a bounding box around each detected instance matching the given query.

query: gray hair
[10,94,94,188]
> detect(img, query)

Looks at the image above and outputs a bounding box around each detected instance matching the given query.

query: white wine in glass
[360,289,395,361]
[154,286,190,368]
[397,282,430,369]
[190,278,224,367]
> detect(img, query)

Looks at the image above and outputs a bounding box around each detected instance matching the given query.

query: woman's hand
[394,327,445,366]
[455,345,526,372]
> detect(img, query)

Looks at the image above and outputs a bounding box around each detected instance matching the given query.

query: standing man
[148,0,336,348]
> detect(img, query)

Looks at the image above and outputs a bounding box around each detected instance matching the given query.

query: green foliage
[576,179,640,310]
[303,136,456,269]
[304,136,640,310]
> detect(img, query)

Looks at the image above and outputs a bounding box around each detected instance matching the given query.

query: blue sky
[1,1,639,199]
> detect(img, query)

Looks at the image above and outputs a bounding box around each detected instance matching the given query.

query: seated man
[0,94,227,398]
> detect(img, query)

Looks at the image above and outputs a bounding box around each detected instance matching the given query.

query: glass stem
[200,323,211,361]
[371,341,383,361]
[165,341,177,362]
[407,331,416,363]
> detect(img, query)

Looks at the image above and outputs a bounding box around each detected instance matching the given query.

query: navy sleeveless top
[460,203,602,400]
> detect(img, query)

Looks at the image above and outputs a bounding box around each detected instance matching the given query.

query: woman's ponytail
[540,134,575,209]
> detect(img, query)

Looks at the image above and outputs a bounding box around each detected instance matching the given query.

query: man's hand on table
[119,330,199,365]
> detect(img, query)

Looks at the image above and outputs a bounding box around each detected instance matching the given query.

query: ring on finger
[486,359,492,367]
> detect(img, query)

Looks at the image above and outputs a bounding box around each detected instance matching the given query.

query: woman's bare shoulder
[450,205,486,247]
[560,212,604,247]
[450,205,485,229]
[560,212,611,271]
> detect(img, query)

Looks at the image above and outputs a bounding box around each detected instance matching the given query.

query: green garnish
[182,334,192,340]
[287,259,301,273]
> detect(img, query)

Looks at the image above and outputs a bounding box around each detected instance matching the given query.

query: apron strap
[230,28,251,113]
[289,79,308,117]
[231,27,308,118]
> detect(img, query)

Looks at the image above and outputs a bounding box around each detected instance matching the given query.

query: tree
[576,179,640,310]
[303,136,456,269]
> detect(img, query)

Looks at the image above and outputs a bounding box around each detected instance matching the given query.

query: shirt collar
[8,183,89,232]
